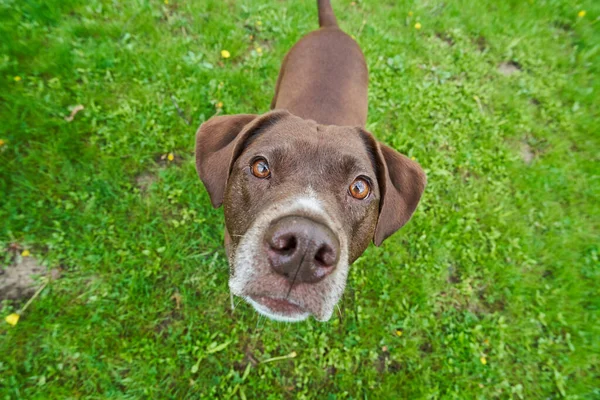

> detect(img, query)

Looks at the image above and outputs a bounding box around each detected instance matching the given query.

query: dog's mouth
[246,294,311,321]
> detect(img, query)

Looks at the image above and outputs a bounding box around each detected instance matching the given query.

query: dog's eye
[349,177,370,199]
[251,158,271,178]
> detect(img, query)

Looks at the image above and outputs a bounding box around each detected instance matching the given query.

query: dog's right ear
[195,110,290,208]
[195,114,256,208]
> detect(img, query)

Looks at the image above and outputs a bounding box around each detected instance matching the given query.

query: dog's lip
[249,294,307,315]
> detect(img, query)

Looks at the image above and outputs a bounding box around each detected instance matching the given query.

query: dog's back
[271,0,368,127]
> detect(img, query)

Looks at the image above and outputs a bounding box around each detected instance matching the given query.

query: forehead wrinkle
[307,140,377,176]
[293,141,372,175]
[243,137,292,159]
[269,146,288,165]
[338,154,374,177]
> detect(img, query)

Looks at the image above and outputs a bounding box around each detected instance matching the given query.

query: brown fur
[193,0,427,320]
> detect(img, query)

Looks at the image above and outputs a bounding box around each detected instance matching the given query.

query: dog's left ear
[360,131,426,246]
[374,143,426,245]
[195,110,290,208]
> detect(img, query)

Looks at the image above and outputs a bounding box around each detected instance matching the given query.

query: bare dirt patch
[1,257,46,301]
[552,20,573,33]
[447,264,462,284]
[136,172,158,193]
[475,35,488,52]
[498,61,521,76]
[521,142,535,164]
[435,32,454,46]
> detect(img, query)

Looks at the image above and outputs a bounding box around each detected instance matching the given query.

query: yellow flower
[167,153,174,162]
[0,139,5,147]
[408,11,414,16]
[5,313,20,326]
[395,329,403,337]
[415,22,422,30]
[216,101,223,109]
[21,249,30,257]
[221,50,231,59]
[14,76,21,82]
[578,10,586,18]
[480,356,487,365]
[411,156,416,161]
[256,20,262,26]
[256,47,263,54]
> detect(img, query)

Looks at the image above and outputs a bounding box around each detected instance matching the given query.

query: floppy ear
[195,114,256,208]
[195,110,290,208]
[373,143,426,246]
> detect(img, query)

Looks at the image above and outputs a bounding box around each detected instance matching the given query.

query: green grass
[1,0,599,398]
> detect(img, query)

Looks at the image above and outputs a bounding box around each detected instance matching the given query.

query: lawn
[1,0,599,398]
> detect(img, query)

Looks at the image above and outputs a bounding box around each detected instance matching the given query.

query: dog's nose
[265,216,340,284]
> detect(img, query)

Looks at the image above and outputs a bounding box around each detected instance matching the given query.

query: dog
[195,0,426,322]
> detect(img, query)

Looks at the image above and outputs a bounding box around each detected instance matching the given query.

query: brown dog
[195,0,426,322]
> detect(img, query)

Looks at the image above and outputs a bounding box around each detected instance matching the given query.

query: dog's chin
[230,282,337,322]
[245,296,311,322]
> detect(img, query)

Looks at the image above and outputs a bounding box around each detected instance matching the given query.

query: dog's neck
[271,29,369,128]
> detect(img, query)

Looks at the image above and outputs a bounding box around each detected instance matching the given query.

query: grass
[1,0,599,398]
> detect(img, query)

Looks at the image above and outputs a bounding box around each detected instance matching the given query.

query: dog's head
[195,110,425,321]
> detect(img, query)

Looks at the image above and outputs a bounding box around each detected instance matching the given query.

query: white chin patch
[229,192,349,322]
[245,297,310,322]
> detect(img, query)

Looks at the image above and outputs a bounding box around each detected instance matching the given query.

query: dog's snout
[265,216,340,284]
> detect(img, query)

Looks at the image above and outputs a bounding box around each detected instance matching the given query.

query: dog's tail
[318,0,338,28]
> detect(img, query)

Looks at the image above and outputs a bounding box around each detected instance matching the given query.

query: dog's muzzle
[228,195,349,322]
